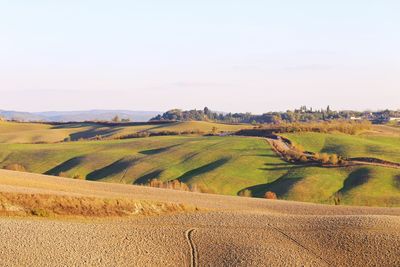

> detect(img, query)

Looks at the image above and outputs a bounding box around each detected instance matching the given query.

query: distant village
[348,110,400,124]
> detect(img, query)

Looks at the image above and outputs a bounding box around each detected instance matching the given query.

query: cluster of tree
[271,140,308,163]
[271,139,344,166]
[236,121,371,137]
[113,130,206,140]
[145,179,215,194]
[151,106,398,124]
[313,153,343,165]
[238,189,277,199]
[111,115,131,123]
[268,120,372,135]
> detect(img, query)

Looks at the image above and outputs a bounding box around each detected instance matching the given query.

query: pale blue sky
[0,1,399,113]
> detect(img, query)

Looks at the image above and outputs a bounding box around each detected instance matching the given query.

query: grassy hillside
[282,131,400,163]
[0,136,286,196]
[249,165,400,206]
[0,134,399,206]
[0,121,251,144]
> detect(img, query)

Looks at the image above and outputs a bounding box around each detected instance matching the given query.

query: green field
[282,131,400,163]
[0,136,287,196]
[0,121,251,144]
[0,129,399,206]
[247,165,400,206]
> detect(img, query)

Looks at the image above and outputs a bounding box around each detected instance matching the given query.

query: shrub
[93,135,102,140]
[264,191,277,199]
[319,153,330,164]
[189,183,201,193]
[292,143,304,153]
[58,172,69,178]
[239,189,252,197]
[4,163,26,172]
[147,179,190,191]
[145,179,216,194]
[299,155,308,162]
[31,208,50,217]
[329,154,339,165]
[333,193,342,205]
[73,174,84,180]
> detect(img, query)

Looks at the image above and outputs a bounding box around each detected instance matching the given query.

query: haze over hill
[0,109,161,122]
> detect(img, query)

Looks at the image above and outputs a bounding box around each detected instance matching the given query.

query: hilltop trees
[151,106,380,124]
[112,115,120,122]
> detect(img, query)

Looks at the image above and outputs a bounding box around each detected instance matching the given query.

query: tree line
[151,106,400,124]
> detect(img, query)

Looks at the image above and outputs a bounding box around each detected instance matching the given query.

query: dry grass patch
[0,192,197,218]
[3,163,26,172]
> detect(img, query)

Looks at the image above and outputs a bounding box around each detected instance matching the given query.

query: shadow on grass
[45,156,86,175]
[177,158,230,183]
[244,154,280,158]
[69,126,120,141]
[321,142,348,157]
[134,169,164,184]
[264,162,291,166]
[259,165,305,171]
[241,170,303,198]
[338,167,372,194]
[139,144,180,155]
[394,175,400,189]
[87,157,137,181]
[51,123,91,129]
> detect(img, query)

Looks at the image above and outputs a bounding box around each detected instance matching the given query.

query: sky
[0,1,399,113]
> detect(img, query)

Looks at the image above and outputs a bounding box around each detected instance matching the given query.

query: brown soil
[0,169,399,266]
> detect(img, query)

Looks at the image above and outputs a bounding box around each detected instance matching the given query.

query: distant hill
[0,110,161,122]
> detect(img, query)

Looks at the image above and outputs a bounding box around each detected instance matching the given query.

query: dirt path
[185,228,198,267]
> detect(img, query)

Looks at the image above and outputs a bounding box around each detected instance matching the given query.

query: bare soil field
[0,169,399,266]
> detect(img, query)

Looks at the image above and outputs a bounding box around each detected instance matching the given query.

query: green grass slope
[1,134,399,206]
[282,132,400,163]
[0,136,287,196]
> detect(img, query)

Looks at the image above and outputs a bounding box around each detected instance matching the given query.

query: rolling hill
[0,120,250,144]
[282,128,400,163]
[0,109,160,122]
[0,128,399,206]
